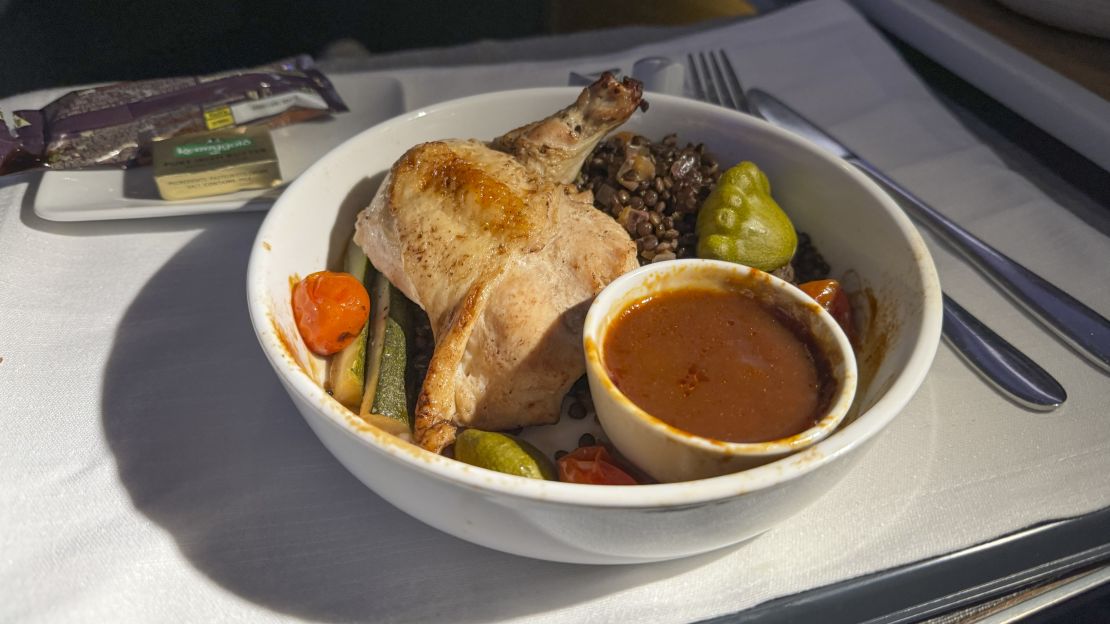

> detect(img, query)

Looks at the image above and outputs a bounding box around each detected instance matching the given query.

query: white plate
[29,73,405,221]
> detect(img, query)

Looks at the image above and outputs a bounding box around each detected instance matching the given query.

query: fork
[687,51,752,114]
[687,49,1068,410]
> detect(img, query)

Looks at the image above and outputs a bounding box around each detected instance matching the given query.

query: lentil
[574,131,830,283]
[568,402,587,420]
[793,232,832,283]
[576,133,722,265]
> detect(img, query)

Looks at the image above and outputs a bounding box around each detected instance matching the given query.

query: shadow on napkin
[100,219,731,622]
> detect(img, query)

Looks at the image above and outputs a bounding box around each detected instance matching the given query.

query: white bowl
[584,259,858,483]
[246,88,943,564]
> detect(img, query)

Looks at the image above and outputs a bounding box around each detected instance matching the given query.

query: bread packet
[0,55,346,175]
[0,112,36,175]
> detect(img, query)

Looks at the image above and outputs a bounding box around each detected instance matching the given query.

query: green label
[173,137,254,158]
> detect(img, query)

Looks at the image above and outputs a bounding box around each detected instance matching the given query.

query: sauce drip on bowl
[603,287,831,443]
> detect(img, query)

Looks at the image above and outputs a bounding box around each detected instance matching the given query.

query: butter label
[152,126,281,201]
[173,136,255,158]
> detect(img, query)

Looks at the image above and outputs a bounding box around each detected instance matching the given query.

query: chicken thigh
[355,74,642,453]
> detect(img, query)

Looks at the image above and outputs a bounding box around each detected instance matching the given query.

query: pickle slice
[359,273,413,429]
[454,429,557,480]
[327,240,372,409]
[369,284,412,422]
[695,161,797,271]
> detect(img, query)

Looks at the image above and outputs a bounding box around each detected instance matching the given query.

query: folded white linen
[1,1,1107,622]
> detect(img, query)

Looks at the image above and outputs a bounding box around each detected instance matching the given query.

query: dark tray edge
[700,506,1110,623]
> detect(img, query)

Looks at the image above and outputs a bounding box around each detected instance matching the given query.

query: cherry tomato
[292,271,371,356]
[558,445,638,485]
[798,279,855,344]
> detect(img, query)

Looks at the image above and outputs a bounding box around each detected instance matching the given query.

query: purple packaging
[0,55,347,175]
[0,112,36,175]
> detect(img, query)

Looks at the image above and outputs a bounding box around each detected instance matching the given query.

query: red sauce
[603,287,831,443]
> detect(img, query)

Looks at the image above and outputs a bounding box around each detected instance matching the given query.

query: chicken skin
[355,74,643,453]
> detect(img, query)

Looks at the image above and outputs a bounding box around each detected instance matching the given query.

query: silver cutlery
[688,50,1068,409]
[687,51,751,114]
[941,294,1069,409]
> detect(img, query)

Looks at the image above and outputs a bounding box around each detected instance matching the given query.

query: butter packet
[152,126,281,201]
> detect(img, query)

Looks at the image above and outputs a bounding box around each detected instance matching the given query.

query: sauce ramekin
[583,258,858,483]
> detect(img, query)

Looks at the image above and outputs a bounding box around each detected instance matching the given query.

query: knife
[747,88,1068,409]
[942,294,1067,409]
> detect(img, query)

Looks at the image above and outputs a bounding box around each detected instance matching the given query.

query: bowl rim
[582,258,858,460]
[246,87,943,509]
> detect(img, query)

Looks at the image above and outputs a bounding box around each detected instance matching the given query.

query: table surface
[2,1,1109,622]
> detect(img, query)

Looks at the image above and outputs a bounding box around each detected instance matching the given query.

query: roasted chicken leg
[355,74,642,453]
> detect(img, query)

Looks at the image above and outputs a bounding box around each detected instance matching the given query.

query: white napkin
[2,1,1109,622]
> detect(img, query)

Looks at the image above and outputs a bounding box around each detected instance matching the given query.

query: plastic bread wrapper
[0,111,36,175]
[0,55,348,175]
